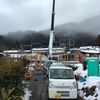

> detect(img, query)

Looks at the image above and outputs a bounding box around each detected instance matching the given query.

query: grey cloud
[0,0,100,34]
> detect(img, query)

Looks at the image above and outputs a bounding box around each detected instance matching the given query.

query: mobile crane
[43,0,58,74]
[48,0,56,60]
[46,1,78,99]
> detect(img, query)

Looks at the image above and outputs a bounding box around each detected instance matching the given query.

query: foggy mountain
[6,30,36,42]
[6,15,100,39]
[39,15,100,38]
[1,15,100,48]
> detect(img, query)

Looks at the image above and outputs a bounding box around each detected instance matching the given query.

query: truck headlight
[49,81,54,88]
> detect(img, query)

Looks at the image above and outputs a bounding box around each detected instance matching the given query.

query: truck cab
[47,64,77,99]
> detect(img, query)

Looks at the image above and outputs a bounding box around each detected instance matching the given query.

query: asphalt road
[27,70,83,100]
[28,79,47,100]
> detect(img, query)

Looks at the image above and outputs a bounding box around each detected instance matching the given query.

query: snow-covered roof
[32,47,64,51]
[79,46,100,50]
[23,50,32,53]
[79,46,93,50]
[70,48,79,50]
[32,48,48,51]
[80,49,100,54]
[79,46,100,54]
[3,50,20,53]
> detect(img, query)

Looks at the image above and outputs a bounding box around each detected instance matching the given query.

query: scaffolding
[60,38,75,61]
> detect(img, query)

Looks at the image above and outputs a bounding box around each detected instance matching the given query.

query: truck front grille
[57,91,70,97]
[57,91,69,93]
[55,86,71,88]
[61,94,69,97]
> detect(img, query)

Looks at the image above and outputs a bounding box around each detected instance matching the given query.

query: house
[3,50,21,58]
[27,53,45,69]
[73,46,100,62]
[3,49,31,58]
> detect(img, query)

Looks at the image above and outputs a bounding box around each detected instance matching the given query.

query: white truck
[46,63,78,100]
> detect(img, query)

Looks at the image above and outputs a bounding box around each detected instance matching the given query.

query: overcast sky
[0,0,100,34]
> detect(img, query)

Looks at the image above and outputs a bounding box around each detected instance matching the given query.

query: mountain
[39,15,100,38]
[6,30,36,42]
[1,15,100,48]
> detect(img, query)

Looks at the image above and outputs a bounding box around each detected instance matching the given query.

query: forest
[0,30,100,51]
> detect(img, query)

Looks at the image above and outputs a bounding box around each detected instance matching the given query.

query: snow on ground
[22,81,32,100]
[74,63,100,100]
[78,77,100,100]
[22,88,32,100]
[72,63,87,77]
[23,62,100,100]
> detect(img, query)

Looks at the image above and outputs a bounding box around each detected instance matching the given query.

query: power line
[89,26,100,33]
[84,0,99,15]
[78,0,100,21]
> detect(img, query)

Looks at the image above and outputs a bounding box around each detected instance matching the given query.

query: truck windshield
[50,69,74,79]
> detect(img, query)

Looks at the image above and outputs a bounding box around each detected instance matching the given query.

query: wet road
[27,70,48,100]
[28,79,47,100]
[27,70,83,100]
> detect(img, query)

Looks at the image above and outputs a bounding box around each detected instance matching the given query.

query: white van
[47,64,77,100]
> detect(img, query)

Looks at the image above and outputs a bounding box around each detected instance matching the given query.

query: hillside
[0,15,100,48]
[39,15,100,37]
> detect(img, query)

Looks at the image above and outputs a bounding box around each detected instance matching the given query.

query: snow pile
[73,63,100,100]
[78,77,100,100]
[71,63,87,77]
[22,81,32,100]
[22,88,32,100]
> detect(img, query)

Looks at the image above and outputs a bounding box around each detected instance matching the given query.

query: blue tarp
[80,76,87,82]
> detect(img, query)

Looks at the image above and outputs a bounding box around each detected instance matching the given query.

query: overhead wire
[78,0,100,33]
[82,0,98,16]
[79,0,100,20]
[89,26,100,33]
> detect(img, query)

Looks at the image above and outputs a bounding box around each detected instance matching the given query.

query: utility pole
[48,0,55,59]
